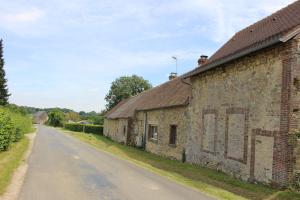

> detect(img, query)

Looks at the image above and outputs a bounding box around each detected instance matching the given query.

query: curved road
[18,126,214,200]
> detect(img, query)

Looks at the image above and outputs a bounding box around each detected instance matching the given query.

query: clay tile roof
[184,0,300,78]
[105,77,191,119]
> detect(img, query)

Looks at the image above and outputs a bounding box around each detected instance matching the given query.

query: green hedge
[64,123,103,135]
[0,107,33,151]
[0,110,14,151]
[8,111,33,142]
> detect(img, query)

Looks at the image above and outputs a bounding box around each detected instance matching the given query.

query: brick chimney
[169,72,177,80]
[198,55,208,66]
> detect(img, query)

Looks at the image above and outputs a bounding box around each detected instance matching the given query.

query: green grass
[0,137,29,195]
[59,128,300,200]
[26,126,36,134]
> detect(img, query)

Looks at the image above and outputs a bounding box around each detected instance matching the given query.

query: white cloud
[2,8,44,23]
[0,5,45,36]
[151,0,296,43]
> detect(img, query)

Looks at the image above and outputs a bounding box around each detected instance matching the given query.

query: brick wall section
[272,40,296,186]
[291,36,300,183]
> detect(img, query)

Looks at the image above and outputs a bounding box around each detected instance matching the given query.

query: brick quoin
[273,40,298,187]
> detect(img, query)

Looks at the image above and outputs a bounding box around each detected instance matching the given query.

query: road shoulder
[0,129,38,200]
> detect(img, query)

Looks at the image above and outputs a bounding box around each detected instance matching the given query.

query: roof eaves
[279,25,300,42]
[136,101,189,112]
[184,35,282,78]
[105,116,132,120]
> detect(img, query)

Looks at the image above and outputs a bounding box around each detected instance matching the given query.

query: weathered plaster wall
[187,41,297,185]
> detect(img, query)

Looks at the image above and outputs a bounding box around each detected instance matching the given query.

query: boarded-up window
[202,109,218,154]
[202,114,216,153]
[169,125,177,145]
[148,125,158,140]
[225,108,248,164]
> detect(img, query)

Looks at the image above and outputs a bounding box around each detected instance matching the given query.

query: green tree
[47,109,65,127]
[105,75,152,110]
[65,111,81,122]
[0,39,10,105]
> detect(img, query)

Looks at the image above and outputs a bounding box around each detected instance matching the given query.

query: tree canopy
[105,75,152,110]
[0,39,10,105]
[65,111,81,122]
[47,109,65,127]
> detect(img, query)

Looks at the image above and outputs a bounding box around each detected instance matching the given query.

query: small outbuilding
[33,111,48,124]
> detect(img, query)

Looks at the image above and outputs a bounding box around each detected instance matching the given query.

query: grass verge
[0,137,29,195]
[59,129,300,200]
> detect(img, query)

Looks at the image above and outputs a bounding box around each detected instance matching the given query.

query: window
[148,125,158,140]
[169,125,177,145]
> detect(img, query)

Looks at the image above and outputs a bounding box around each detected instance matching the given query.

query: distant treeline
[17,105,74,115]
[19,105,106,125]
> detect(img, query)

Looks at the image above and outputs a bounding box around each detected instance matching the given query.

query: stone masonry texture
[187,39,299,186]
[104,37,300,187]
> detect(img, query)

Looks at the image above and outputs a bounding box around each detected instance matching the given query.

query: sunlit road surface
[18,126,214,200]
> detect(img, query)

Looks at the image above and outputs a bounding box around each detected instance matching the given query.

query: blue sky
[0,0,296,112]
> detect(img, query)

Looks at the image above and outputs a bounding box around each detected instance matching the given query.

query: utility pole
[172,56,178,74]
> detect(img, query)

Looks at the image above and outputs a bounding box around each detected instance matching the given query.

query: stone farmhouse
[104,1,300,186]
[104,75,191,160]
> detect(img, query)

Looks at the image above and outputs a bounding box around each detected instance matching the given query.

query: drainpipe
[142,112,148,149]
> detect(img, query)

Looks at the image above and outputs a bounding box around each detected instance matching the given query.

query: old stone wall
[132,112,145,147]
[103,118,128,143]
[135,107,189,160]
[187,40,298,185]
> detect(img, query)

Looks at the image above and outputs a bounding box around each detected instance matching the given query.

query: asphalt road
[18,126,214,200]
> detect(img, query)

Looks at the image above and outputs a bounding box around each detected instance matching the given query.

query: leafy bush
[64,123,83,132]
[0,110,14,151]
[8,111,33,141]
[0,107,33,151]
[47,109,65,127]
[84,124,103,134]
[291,171,300,191]
[64,123,103,135]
